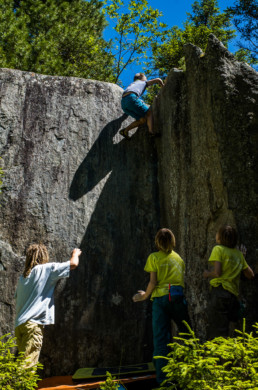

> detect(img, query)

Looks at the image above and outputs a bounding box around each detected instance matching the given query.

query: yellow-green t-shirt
[208,245,248,296]
[144,250,185,299]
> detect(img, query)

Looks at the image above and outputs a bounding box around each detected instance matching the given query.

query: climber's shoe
[119,128,131,140]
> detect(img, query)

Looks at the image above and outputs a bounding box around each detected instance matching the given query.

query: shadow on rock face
[69,114,128,201]
[42,114,160,375]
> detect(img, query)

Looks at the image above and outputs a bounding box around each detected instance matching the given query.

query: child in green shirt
[132,228,190,385]
[203,225,254,338]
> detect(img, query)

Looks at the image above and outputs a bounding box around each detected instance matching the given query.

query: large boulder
[153,34,258,335]
[0,70,159,375]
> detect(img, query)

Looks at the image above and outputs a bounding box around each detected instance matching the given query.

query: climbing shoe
[119,128,131,140]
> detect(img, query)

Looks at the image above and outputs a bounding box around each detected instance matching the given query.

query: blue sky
[104,0,239,87]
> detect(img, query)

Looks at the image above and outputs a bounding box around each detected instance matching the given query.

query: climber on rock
[120,72,164,140]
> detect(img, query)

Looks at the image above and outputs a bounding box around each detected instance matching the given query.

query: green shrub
[158,320,258,389]
[0,333,43,390]
[99,371,121,389]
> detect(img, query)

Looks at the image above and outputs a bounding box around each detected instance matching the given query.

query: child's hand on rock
[132,290,146,302]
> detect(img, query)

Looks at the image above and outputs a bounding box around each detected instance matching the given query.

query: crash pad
[38,370,156,389]
[37,375,156,389]
[73,362,155,380]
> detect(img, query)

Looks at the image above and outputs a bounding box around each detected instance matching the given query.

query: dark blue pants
[152,294,190,384]
[208,285,240,339]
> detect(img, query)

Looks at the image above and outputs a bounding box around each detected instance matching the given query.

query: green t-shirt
[208,245,248,296]
[144,250,185,299]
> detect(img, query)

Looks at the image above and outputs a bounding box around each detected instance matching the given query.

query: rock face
[153,34,258,334]
[0,34,257,376]
[0,71,159,375]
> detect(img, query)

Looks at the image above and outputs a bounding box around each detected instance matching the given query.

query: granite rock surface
[153,34,258,335]
[0,71,159,375]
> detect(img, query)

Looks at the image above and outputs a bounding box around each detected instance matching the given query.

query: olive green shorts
[15,320,44,367]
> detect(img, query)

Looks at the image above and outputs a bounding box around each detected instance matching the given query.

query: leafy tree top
[148,0,236,79]
[226,0,258,66]
[103,0,168,83]
[0,0,115,82]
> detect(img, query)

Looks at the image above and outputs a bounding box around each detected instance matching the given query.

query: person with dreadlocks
[14,243,81,367]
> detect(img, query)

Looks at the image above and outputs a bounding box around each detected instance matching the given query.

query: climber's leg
[120,107,156,138]
[119,116,147,139]
[146,109,154,134]
[120,94,149,139]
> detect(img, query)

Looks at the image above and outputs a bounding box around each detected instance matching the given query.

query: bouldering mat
[37,373,156,389]
[73,362,155,380]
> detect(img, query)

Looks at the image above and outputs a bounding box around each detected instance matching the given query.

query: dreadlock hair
[155,228,176,254]
[23,243,49,278]
[217,225,238,248]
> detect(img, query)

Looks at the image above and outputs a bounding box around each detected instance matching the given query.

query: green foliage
[142,83,162,105]
[0,333,43,390]
[103,0,168,83]
[188,0,233,31]
[158,321,258,390]
[149,0,236,78]
[99,371,120,389]
[0,0,115,82]
[226,0,258,66]
[234,47,258,66]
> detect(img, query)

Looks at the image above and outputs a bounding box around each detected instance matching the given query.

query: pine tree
[227,0,258,66]
[0,0,115,81]
[149,0,236,78]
